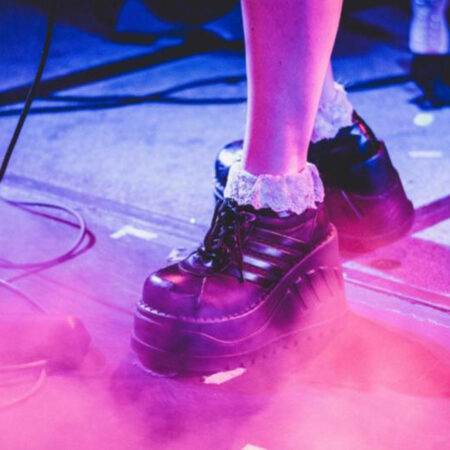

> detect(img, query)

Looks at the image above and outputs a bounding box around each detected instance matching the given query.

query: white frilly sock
[311,82,353,143]
[224,160,324,215]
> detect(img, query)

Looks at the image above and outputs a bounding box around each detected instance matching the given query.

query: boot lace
[199,199,255,282]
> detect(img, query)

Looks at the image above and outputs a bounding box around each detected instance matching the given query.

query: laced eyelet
[198,199,253,282]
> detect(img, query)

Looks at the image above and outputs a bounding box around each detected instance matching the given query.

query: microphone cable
[0,1,88,271]
[0,1,56,183]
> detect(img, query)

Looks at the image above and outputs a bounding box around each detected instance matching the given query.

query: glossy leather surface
[411,54,450,107]
[214,112,414,252]
[134,201,346,374]
[141,203,331,321]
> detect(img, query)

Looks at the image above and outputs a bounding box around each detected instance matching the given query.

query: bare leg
[242,0,343,176]
[320,65,339,106]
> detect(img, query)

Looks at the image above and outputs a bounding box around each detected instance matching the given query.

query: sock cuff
[311,82,354,143]
[224,160,324,215]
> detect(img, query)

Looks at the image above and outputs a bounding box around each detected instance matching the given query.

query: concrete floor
[0,1,449,449]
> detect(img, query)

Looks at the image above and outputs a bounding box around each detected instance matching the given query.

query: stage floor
[0,1,449,449]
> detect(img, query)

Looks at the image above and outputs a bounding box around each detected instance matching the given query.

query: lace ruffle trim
[224,161,324,215]
[311,82,353,143]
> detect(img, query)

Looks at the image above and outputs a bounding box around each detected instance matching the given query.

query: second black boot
[214,112,414,253]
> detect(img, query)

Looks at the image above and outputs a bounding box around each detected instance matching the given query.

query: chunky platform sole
[132,227,348,375]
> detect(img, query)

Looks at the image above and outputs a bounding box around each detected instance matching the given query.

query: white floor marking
[110,225,158,240]
[167,247,188,263]
[413,112,434,127]
[413,218,450,247]
[408,150,443,159]
[242,445,268,450]
[203,367,246,384]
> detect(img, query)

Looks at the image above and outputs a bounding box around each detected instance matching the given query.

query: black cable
[0,2,88,270]
[0,2,56,183]
[0,279,48,313]
[0,199,87,270]
[0,2,88,315]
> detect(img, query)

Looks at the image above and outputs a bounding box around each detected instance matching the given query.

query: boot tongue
[183,199,252,280]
